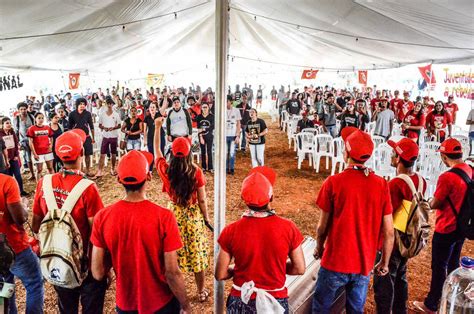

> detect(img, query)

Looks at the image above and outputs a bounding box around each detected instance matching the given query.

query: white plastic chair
[331,137,345,175]
[451,135,470,160]
[422,141,441,152]
[373,144,395,179]
[281,111,289,131]
[392,123,402,137]
[312,134,334,173]
[372,135,386,149]
[302,128,320,136]
[296,133,315,169]
[287,120,298,150]
[367,122,376,135]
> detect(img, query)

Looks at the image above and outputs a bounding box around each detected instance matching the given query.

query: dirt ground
[16,115,473,313]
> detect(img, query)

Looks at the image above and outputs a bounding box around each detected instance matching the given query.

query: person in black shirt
[286,92,302,116]
[339,102,360,135]
[356,99,370,131]
[196,104,215,172]
[143,102,164,160]
[296,112,315,133]
[236,94,251,151]
[245,109,268,168]
[68,98,95,177]
[57,105,69,131]
[121,107,143,152]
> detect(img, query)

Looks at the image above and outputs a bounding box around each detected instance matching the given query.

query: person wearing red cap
[370,90,382,113]
[397,92,414,123]
[374,138,426,314]
[215,168,305,313]
[444,95,459,124]
[0,173,44,313]
[90,150,191,313]
[389,90,403,117]
[414,138,472,313]
[313,127,394,313]
[153,117,211,302]
[27,112,54,179]
[426,101,452,142]
[32,129,107,313]
[402,101,426,143]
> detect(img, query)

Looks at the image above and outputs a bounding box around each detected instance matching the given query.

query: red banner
[358,70,368,85]
[68,73,80,90]
[418,64,436,85]
[301,69,318,80]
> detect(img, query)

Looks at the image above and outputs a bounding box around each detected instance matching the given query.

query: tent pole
[214,0,229,313]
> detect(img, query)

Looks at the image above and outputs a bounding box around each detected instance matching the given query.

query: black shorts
[84,136,93,156]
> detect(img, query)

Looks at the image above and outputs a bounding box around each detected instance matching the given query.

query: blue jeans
[127,138,141,151]
[226,136,237,171]
[5,247,44,314]
[326,125,337,138]
[3,159,24,193]
[312,267,370,314]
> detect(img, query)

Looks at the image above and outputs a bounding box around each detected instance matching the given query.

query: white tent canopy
[1,0,473,78]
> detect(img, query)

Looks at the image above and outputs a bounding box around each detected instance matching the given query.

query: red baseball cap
[248,166,276,186]
[55,130,86,161]
[341,127,374,162]
[172,137,191,157]
[387,138,419,162]
[438,138,463,154]
[241,172,273,207]
[117,150,152,184]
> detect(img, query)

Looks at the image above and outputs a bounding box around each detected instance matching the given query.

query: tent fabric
[0,0,473,75]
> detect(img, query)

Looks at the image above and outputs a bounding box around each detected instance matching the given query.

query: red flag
[358,70,368,85]
[301,69,318,80]
[69,73,80,90]
[418,64,436,85]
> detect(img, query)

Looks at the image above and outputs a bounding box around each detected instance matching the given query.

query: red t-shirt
[33,173,104,257]
[218,215,303,299]
[389,174,427,212]
[389,98,403,114]
[403,111,426,139]
[0,175,29,254]
[91,200,183,313]
[188,105,202,128]
[433,164,473,234]
[155,157,205,204]
[149,94,158,102]
[26,125,53,155]
[444,103,459,120]
[370,98,381,112]
[316,168,392,276]
[425,104,434,114]
[426,111,452,137]
[397,100,414,122]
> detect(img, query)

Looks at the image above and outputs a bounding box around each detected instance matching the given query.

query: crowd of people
[0,82,472,314]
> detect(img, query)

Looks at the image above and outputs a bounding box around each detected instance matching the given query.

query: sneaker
[208,169,214,174]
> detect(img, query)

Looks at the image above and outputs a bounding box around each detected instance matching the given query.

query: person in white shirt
[226,95,241,175]
[467,108,474,156]
[96,98,121,177]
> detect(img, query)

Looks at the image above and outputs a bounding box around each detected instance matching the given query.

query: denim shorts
[126,138,141,151]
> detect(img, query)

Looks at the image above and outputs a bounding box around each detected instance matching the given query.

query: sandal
[198,289,210,302]
[110,169,117,176]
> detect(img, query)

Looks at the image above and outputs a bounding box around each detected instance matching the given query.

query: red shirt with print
[403,111,426,139]
[136,104,145,121]
[397,100,414,122]
[26,125,53,155]
[0,175,29,254]
[33,173,104,258]
[370,98,381,112]
[390,98,404,115]
[91,200,182,313]
[218,215,303,299]
[444,103,458,120]
[155,157,205,204]
[426,111,452,138]
[316,168,392,276]
[433,163,473,234]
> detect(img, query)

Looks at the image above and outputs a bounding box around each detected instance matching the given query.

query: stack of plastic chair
[371,135,386,149]
[296,133,315,169]
[331,137,345,175]
[373,143,395,179]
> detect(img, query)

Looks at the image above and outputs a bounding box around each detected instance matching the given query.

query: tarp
[1,0,473,76]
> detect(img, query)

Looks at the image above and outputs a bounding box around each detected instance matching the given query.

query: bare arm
[375,214,394,276]
[165,251,191,312]
[7,202,28,226]
[430,196,442,210]
[32,214,42,233]
[286,245,305,275]
[215,248,234,281]
[28,138,37,156]
[314,209,330,259]
[197,186,209,222]
[154,118,164,159]
[91,246,106,281]
[143,123,148,144]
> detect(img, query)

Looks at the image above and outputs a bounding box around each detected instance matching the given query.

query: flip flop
[199,288,210,302]
[110,169,117,176]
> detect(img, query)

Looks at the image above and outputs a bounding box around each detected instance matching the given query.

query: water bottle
[439,256,474,314]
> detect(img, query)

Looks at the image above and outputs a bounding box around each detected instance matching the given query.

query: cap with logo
[437,138,463,154]
[241,172,273,207]
[248,166,276,186]
[341,127,374,162]
[55,129,86,161]
[387,138,419,162]
[172,137,191,157]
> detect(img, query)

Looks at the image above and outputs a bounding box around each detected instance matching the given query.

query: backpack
[446,167,474,240]
[394,174,431,258]
[0,234,15,276]
[38,174,94,289]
